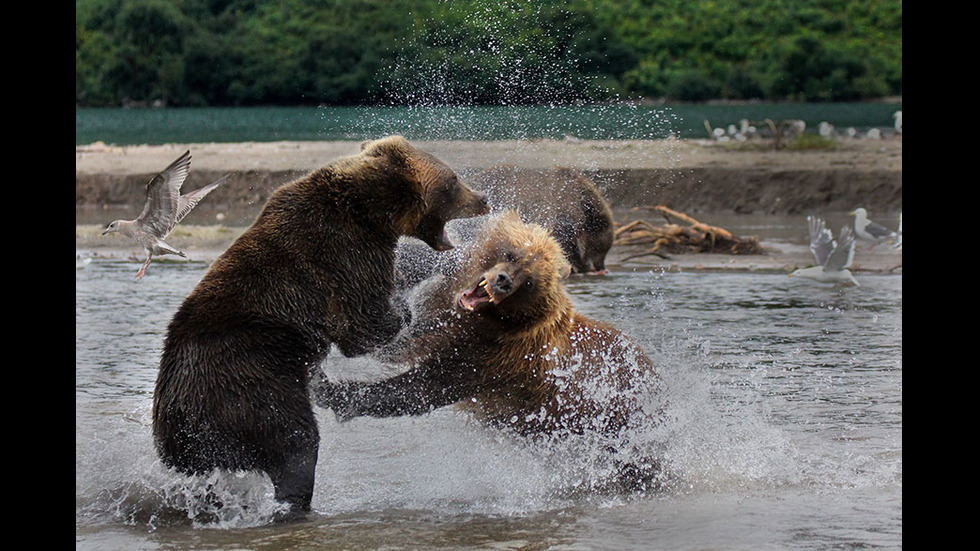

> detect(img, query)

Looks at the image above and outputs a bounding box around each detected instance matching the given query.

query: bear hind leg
[268,443,319,519]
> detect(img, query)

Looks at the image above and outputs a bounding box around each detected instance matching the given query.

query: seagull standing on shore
[893,213,902,250]
[101,150,228,280]
[789,216,859,286]
[850,207,897,248]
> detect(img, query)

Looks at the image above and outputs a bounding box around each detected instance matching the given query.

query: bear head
[455,211,572,327]
[476,166,614,275]
[360,136,489,251]
[551,201,614,275]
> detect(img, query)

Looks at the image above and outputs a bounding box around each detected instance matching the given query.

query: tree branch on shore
[614,206,767,260]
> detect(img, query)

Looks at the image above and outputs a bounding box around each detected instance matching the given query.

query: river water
[75,246,901,550]
[75,103,901,146]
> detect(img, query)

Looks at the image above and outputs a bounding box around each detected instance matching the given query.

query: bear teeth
[477,278,496,302]
[458,278,495,311]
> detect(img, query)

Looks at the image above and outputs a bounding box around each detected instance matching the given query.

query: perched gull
[892,213,902,250]
[101,150,228,280]
[789,215,859,286]
[850,207,897,247]
[818,121,835,137]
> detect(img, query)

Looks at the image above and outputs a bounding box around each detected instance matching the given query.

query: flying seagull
[101,150,228,280]
[850,207,897,248]
[789,215,859,286]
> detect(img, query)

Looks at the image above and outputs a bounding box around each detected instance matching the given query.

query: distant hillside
[75,0,902,107]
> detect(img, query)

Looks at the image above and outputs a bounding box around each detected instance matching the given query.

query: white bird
[893,110,902,135]
[101,150,228,280]
[785,119,806,136]
[892,213,902,250]
[76,251,93,269]
[738,118,758,139]
[850,207,897,248]
[818,121,835,137]
[789,215,859,286]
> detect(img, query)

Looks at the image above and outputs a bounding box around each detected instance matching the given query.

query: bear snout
[491,272,513,294]
[584,257,608,275]
[465,188,491,216]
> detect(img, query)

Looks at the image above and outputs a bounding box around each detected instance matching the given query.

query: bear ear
[556,255,572,280]
[360,135,411,160]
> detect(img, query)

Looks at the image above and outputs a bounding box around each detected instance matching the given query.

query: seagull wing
[173,174,229,229]
[864,218,896,240]
[136,150,191,238]
[807,215,835,266]
[826,225,856,271]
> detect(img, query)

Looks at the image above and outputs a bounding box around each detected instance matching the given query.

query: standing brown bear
[316,211,660,442]
[153,136,488,516]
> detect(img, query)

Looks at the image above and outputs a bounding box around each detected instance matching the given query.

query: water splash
[380,1,616,107]
[76,264,900,534]
[320,1,679,144]
[75,403,288,530]
[626,271,901,495]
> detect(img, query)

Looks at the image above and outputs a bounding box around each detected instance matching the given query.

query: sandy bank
[76,138,901,216]
[75,138,902,174]
[75,138,902,275]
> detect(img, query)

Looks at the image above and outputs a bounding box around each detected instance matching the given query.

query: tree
[101,0,190,104]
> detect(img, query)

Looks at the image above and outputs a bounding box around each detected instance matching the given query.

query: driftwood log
[614,206,766,261]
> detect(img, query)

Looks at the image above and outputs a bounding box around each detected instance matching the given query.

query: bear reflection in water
[315,211,666,492]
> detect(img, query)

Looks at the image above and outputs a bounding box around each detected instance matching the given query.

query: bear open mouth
[418,222,454,251]
[434,226,454,251]
[457,277,496,311]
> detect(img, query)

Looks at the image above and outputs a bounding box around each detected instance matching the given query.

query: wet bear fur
[153,136,489,515]
[317,211,660,442]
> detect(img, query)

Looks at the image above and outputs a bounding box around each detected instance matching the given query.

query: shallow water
[76,256,901,550]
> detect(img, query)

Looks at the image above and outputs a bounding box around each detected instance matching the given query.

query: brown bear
[391,167,614,295]
[316,211,660,442]
[153,136,489,516]
[476,166,615,275]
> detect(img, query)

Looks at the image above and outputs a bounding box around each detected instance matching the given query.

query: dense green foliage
[76,0,902,107]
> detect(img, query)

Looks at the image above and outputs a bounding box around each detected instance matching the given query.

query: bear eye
[524,277,534,288]
[504,251,517,263]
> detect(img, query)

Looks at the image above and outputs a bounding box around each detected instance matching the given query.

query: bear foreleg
[313,360,479,421]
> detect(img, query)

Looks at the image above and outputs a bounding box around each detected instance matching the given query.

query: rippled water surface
[76,257,901,550]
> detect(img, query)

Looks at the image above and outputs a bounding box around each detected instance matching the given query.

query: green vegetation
[784,133,840,150]
[76,0,902,107]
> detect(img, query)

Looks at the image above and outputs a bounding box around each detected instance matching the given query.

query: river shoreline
[75,138,902,275]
